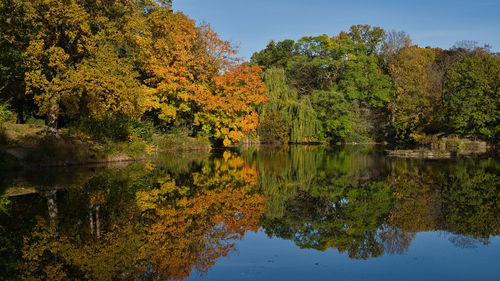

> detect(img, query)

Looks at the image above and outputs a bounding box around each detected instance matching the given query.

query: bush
[70,116,156,142]
[83,117,131,141]
[0,101,13,145]
[102,139,148,159]
[130,120,155,141]
[0,100,15,122]
[259,111,289,143]
[154,127,210,150]
[0,196,10,215]
[0,126,8,145]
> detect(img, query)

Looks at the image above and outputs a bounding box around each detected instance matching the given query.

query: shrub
[0,100,15,122]
[258,111,289,143]
[0,196,10,215]
[130,120,155,142]
[0,126,8,145]
[71,116,156,142]
[0,101,14,145]
[154,127,210,150]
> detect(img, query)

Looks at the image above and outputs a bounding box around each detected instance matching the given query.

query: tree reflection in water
[245,145,499,259]
[0,146,498,280]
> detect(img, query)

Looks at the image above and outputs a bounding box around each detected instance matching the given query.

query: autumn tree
[22,0,95,137]
[193,64,268,146]
[62,44,148,121]
[130,4,268,146]
[389,46,442,140]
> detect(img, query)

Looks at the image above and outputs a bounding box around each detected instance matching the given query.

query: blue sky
[173,0,500,60]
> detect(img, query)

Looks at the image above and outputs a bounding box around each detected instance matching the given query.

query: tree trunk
[16,98,25,124]
[47,92,60,138]
[46,70,62,138]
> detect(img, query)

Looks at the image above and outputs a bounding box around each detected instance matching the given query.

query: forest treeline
[0,0,267,147]
[251,26,499,144]
[1,0,499,147]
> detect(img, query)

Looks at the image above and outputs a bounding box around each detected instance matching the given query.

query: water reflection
[0,146,498,280]
[247,146,499,259]
[1,152,266,280]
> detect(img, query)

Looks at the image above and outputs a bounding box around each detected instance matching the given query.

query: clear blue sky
[173,0,500,60]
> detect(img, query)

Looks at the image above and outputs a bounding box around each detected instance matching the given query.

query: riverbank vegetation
[251,26,499,145]
[0,0,267,160]
[1,1,498,164]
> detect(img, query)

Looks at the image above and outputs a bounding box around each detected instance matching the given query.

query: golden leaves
[191,63,269,145]
[63,44,147,120]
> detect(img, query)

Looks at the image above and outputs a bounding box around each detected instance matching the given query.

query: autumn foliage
[193,64,268,146]
[136,7,268,145]
[0,0,268,145]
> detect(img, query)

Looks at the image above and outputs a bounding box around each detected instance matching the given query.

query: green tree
[311,90,352,142]
[260,67,322,143]
[253,28,394,143]
[250,39,296,70]
[443,53,500,139]
[0,0,30,123]
[348,24,386,56]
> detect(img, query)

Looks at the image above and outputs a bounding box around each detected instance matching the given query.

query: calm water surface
[0,145,499,280]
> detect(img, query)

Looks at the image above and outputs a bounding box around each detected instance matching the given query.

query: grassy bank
[0,122,210,168]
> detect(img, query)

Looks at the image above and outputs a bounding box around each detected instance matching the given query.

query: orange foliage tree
[133,3,268,146]
[193,64,269,146]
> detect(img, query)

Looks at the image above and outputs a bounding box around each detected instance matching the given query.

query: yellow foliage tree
[23,0,94,136]
[389,46,441,139]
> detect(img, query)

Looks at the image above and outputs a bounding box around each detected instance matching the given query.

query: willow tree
[259,67,322,143]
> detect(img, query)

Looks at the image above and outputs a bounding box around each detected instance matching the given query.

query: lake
[1,145,499,280]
